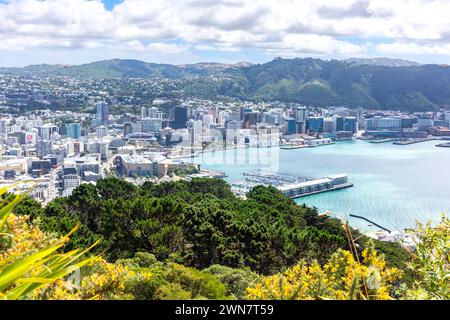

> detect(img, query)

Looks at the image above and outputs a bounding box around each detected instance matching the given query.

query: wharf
[369,138,395,144]
[280,144,309,150]
[232,171,353,199]
[393,138,434,145]
[436,142,450,148]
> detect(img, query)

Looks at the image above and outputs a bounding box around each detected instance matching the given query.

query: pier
[369,138,395,144]
[436,142,450,148]
[232,171,353,198]
[393,138,435,145]
[349,214,392,233]
[280,144,309,150]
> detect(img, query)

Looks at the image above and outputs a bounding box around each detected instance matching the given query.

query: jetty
[393,138,434,145]
[436,142,450,148]
[349,214,391,233]
[232,171,353,199]
[369,138,395,144]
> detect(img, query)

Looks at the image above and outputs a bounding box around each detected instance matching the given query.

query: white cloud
[376,42,450,56]
[123,41,189,54]
[1,0,450,61]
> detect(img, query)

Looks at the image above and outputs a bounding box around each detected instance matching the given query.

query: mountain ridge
[2,57,450,111]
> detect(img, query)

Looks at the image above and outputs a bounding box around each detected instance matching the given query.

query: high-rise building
[444,112,450,122]
[188,119,203,145]
[334,116,344,132]
[123,122,132,136]
[141,118,163,133]
[417,118,434,131]
[283,117,297,135]
[226,120,241,130]
[323,118,335,133]
[96,126,108,138]
[36,140,52,158]
[202,114,214,128]
[148,107,158,119]
[59,124,67,136]
[306,117,324,134]
[96,101,109,127]
[37,125,58,140]
[63,174,81,190]
[227,112,240,122]
[343,117,357,133]
[240,107,253,121]
[399,117,416,128]
[141,106,147,119]
[0,119,8,136]
[173,106,188,129]
[295,107,308,123]
[66,123,81,139]
[365,117,402,130]
[244,112,258,128]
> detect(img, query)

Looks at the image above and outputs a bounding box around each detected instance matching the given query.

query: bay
[192,139,450,232]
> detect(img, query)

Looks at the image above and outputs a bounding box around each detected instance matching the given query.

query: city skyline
[3,0,450,67]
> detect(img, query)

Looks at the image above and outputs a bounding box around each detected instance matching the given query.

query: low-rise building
[430,126,450,136]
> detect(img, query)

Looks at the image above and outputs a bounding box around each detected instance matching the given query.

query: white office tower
[148,107,158,119]
[132,122,142,133]
[141,107,148,119]
[0,119,7,142]
[33,118,44,127]
[63,174,81,190]
[0,119,7,134]
[40,124,58,140]
[141,118,162,133]
[202,114,214,128]
[324,118,335,133]
[217,111,226,127]
[188,119,203,145]
[295,107,308,123]
[25,132,37,144]
[96,126,108,138]
[445,112,450,122]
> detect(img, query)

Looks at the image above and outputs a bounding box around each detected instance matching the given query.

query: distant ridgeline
[2,57,450,111]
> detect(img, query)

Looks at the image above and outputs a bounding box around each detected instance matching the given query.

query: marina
[280,138,334,150]
[231,171,353,199]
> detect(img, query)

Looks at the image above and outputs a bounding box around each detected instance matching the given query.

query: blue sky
[1,0,450,67]
[103,0,121,11]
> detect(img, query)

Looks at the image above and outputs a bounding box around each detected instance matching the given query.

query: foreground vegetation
[1,178,448,300]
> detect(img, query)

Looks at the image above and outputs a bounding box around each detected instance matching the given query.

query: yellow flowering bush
[0,190,98,300]
[246,246,402,300]
[35,258,153,300]
[400,216,449,300]
[0,212,153,300]
[0,214,55,266]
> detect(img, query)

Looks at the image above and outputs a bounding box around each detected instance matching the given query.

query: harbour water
[192,139,450,232]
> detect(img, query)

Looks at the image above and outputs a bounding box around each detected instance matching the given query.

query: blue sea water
[192,140,450,232]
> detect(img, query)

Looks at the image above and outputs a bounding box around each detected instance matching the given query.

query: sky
[2,0,450,67]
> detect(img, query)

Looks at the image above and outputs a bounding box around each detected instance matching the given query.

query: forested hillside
[15,178,409,275]
[2,178,448,300]
[3,58,450,111]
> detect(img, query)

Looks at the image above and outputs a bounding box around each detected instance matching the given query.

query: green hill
[228,58,450,110]
[3,57,450,110]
